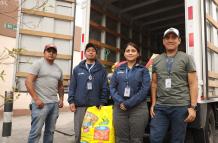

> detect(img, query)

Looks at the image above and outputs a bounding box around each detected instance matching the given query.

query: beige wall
[0,36,31,111]
[0,35,16,107]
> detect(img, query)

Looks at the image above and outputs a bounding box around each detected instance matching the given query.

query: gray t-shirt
[152,51,196,106]
[28,58,63,103]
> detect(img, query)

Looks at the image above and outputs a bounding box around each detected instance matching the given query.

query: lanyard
[85,63,95,73]
[125,68,129,86]
[85,63,95,80]
[166,57,174,77]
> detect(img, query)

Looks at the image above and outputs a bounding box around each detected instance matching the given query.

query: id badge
[165,78,171,88]
[87,81,92,90]
[124,86,130,97]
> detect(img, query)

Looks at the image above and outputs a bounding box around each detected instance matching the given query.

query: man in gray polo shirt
[25,44,64,143]
[149,28,198,143]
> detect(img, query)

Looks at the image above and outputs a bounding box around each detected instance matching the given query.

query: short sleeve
[28,60,41,75]
[152,57,158,73]
[186,55,196,72]
[60,69,64,81]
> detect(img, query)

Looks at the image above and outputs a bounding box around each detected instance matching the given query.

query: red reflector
[189,33,194,47]
[82,34,84,43]
[188,6,193,20]
[81,51,84,60]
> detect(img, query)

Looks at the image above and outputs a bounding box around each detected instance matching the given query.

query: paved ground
[0,112,75,143]
[0,112,218,143]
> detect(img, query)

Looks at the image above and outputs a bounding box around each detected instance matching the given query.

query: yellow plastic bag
[80,106,115,143]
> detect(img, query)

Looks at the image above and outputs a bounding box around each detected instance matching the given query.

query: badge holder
[165,78,171,89]
[87,75,93,90]
[124,86,130,97]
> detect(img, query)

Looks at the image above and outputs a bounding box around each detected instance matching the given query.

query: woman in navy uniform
[110,42,150,143]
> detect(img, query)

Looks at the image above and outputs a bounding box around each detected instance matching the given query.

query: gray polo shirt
[152,51,196,106]
[28,58,63,103]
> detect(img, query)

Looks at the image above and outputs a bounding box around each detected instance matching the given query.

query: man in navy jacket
[68,43,108,143]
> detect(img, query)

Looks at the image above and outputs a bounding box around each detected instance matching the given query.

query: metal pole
[70,0,77,79]
[2,91,14,142]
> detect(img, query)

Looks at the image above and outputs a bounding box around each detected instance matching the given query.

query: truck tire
[205,107,216,143]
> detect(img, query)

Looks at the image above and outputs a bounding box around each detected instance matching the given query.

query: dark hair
[85,43,97,52]
[125,42,140,53]
[125,42,141,62]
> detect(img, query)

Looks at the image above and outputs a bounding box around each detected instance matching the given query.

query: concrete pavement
[1,111,218,143]
[0,111,75,143]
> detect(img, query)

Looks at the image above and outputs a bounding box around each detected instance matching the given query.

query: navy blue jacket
[68,60,108,106]
[110,63,150,109]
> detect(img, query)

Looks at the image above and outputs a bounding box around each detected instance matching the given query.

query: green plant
[0,48,22,108]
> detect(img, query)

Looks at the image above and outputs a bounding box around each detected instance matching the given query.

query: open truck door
[89,0,218,142]
[184,0,218,142]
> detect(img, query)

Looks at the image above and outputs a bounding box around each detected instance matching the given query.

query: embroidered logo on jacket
[117,70,125,74]
[78,72,85,75]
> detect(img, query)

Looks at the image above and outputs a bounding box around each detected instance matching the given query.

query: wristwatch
[189,104,197,111]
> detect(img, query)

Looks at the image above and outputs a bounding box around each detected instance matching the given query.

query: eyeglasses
[46,48,57,53]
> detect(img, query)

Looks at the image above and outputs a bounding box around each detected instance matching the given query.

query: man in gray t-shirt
[149,28,198,143]
[25,44,64,143]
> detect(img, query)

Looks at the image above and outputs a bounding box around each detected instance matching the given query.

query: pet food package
[80,106,115,143]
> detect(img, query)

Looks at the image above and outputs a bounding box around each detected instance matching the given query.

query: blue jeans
[28,103,59,143]
[150,105,188,143]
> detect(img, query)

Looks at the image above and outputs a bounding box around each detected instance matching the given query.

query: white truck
[87,0,218,142]
[15,0,218,142]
